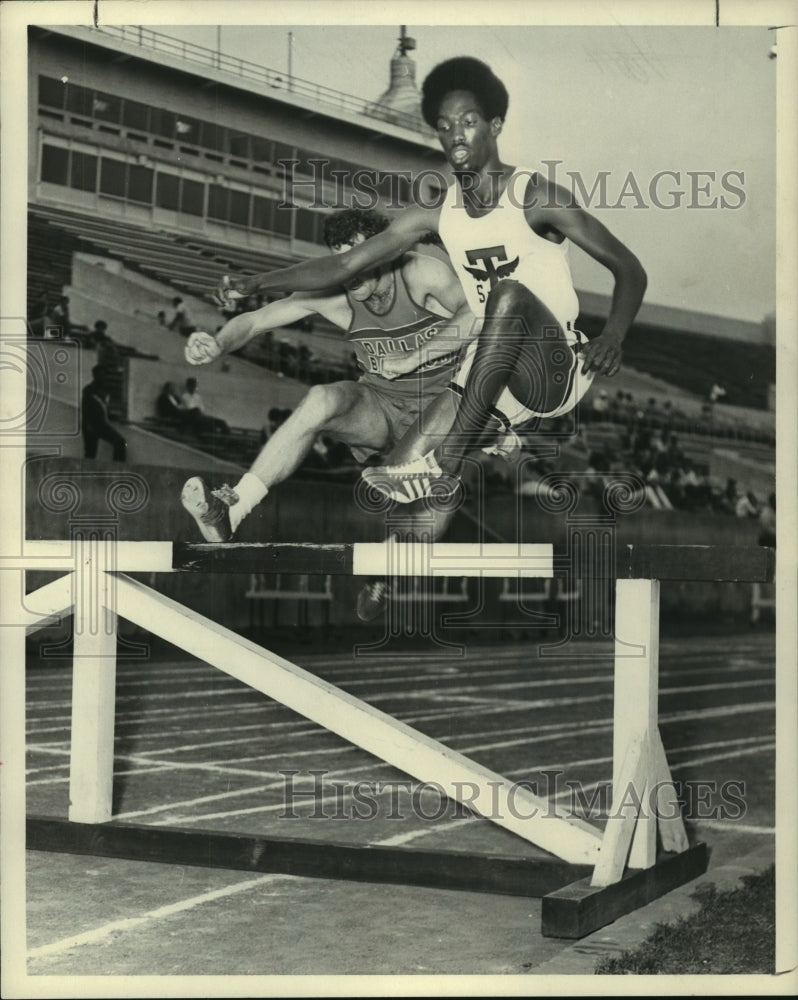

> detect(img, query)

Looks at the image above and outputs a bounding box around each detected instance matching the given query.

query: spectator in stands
[264,407,284,439]
[90,320,122,372]
[709,382,727,405]
[665,434,684,468]
[758,493,776,547]
[719,476,739,515]
[591,389,610,418]
[278,340,299,378]
[81,365,127,462]
[735,489,759,519]
[676,458,702,510]
[181,377,229,436]
[609,389,627,422]
[28,291,52,337]
[297,345,314,381]
[650,429,667,455]
[155,381,192,429]
[168,297,195,337]
[50,296,71,338]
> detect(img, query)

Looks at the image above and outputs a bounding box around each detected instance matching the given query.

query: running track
[23,629,775,977]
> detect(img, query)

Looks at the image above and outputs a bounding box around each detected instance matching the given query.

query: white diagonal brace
[10,572,75,634]
[115,574,601,864]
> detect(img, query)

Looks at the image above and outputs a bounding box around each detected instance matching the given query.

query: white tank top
[437,166,580,330]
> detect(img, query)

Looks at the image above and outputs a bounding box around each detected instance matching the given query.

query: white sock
[229,472,268,532]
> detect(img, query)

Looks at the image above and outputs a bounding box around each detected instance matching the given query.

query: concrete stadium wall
[68,254,223,342]
[26,396,247,474]
[125,356,307,429]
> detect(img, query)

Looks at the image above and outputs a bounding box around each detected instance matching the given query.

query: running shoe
[356,579,391,621]
[361,451,461,504]
[180,477,237,542]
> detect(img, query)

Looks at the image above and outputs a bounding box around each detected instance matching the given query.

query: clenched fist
[185,331,221,366]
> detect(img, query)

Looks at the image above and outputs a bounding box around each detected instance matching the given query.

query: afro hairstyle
[421,57,509,129]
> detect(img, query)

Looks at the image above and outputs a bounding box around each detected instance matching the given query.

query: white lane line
[26,705,303,736]
[25,746,295,783]
[371,676,774,702]
[693,820,775,835]
[27,874,291,961]
[30,686,272,711]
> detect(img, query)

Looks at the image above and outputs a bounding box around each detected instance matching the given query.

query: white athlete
[179,208,479,619]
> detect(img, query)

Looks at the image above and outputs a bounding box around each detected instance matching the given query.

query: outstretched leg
[181,381,392,541]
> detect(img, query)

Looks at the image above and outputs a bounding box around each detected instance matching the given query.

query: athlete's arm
[185,291,349,365]
[528,177,647,377]
[214,205,440,306]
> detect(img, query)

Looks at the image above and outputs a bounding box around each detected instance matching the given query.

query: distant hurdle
[21,539,774,938]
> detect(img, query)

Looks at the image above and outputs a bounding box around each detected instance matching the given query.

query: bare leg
[250,381,390,489]
[182,380,391,541]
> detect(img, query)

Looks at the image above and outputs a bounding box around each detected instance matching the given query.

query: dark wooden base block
[541,843,709,938]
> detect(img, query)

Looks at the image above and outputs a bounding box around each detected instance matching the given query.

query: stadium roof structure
[31,24,442,156]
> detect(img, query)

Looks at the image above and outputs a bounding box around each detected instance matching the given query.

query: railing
[96,25,435,138]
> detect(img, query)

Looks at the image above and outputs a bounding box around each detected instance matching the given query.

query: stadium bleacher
[577,312,776,413]
[28,204,306,308]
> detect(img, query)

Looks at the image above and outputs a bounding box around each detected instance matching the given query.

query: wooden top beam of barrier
[614,544,775,583]
[172,542,555,578]
[14,540,775,583]
[172,541,774,582]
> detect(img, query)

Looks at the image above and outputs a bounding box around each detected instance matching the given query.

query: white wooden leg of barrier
[591,732,649,888]
[653,729,690,854]
[68,554,117,824]
[613,577,660,872]
[113,574,602,864]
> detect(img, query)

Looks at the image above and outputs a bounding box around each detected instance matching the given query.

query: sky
[156,17,781,326]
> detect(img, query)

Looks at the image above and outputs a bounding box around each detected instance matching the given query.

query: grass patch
[595,865,775,975]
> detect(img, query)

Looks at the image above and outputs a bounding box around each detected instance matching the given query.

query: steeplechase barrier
[19,539,774,938]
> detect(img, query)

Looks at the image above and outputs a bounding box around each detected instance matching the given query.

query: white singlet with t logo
[437,166,580,331]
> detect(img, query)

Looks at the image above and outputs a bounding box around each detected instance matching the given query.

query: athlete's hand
[380,350,420,380]
[185,331,222,366]
[212,274,252,310]
[577,330,623,377]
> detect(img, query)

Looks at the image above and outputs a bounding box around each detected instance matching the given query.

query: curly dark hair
[421,57,509,129]
[322,206,442,250]
[322,208,390,248]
